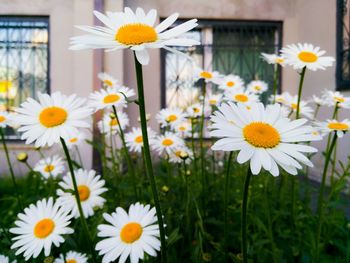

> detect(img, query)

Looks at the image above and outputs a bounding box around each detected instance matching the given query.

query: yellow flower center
[235,94,248,103]
[162,138,174,146]
[226,81,235,87]
[166,114,178,122]
[276,98,286,104]
[109,119,119,127]
[103,79,113,87]
[275,58,284,64]
[115,23,157,45]
[70,137,78,143]
[0,115,6,123]
[103,94,120,104]
[193,107,200,113]
[175,150,182,157]
[243,122,281,148]
[179,126,186,131]
[291,103,298,110]
[34,218,55,238]
[0,80,12,92]
[334,96,345,103]
[120,222,143,243]
[78,185,90,201]
[66,260,77,263]
[254,86,261,91]
[327,122,349,131]
[39,107,67,128]
[298,51,318,63]
[200,71,213,79]
[135,135,143,143]
[44,165,54,173]
[209,99,217,105]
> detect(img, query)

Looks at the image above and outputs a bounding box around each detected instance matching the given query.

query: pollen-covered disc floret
[125,127,156,153]
[95,202,161,263]
[10,198,73,261]
[54,251,88,263]
[13,92,92,147]
[98,111,129,136]
[156,107,187,128]
[57,169,107,218]
[34,155,65,179]
[89,86,134,111]
[315,119,350,138]
[281,43,335,71]
[70,7,199,65]
[209,102,319,176]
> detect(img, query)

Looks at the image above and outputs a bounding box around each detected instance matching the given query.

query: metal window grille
[161,20,282,108]
[0,16,49,139]
[337,0,350,90]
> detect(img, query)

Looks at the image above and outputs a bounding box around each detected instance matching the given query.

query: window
[0,16,49,139]
[336,0,350,90]
[161,20,282,108]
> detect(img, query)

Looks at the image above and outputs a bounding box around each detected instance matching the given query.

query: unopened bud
[161,185,169,193]
[179,151,189,160]
[17,152,28,162]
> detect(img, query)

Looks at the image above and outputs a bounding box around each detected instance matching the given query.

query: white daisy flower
[168,146,193,164]
[34,155,65,179]
[193,68,221,83]
[10,198,73,261]
[70,7,199,65]
[225,89,259,106]
[261,53,286,66]
[98,111,129,136]
[156,107,186,128]
[315,119,350,138]
[246,80,268,94]
[218,74,244,91]
[322,90,350,109]
[174,120,192,137]
[89,86,133,111]
[0,111,13,128]
[54,251,88,263]
[310,95,327,106]
[186,102,210,118]
[152,131,185,155]
[209,102,319,176]
[57,169,107,218]
[125,127,156,153]
[281,43,335,71]
[65,132,87,148]
[98,72,119,88]
[276,92,314,119]
[0,255,16,263]
[96,202,161,263]
[206,91,223,107]
[13,92,92,147]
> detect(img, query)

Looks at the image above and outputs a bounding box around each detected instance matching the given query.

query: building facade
[0,0,349,176]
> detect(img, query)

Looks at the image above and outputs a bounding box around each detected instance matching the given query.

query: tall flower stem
[0,127,22,210]
[224,152,233,262]
[112,105,137,197]
[295,66,307,119]
[60,137,96,263]
[272,64,279,103]
[242,167,252,263]
[133,53,167,263]
[199,81,207,197]
[315,133,338,261]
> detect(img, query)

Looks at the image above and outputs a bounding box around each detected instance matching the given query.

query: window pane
[0,17,49,139]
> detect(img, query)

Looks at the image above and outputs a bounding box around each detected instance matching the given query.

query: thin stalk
[242,167,252,263]
[272,64,278,103]
[199,81,207,200]
[224,152,233,262]
[295,66,307,119]
[0,127,22,210]
[315,133,338,261]
[133,53,167,263]
[60,137,96,262]
[75,145,83,167]
[112,105,137,197]
[190,118,198,174]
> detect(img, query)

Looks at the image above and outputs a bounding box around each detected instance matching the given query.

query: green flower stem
[60,137,96,263]
[272,64,279,103]
[295,66,307,119]
[224,152,233,262]
[133,52,167,263]
[0,127,22,210]
[112,105,137,198]
[315,133,338,261]
[199,81,207,199]
[242,167,252,263]
[190,118,198,176]
[75,145,84,167]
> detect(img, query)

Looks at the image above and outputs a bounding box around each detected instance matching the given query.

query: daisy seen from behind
[57,169,107,218]
[34,154,65,179]
[261,53,286,66]
[95,202,161,263]
[315,119,350,138]
[70,7,199,65]
[12,92,92,147]
[10,198,73,260]
[210,102,319,176]
[54,251,88,263]
[281,43,335,71]
[322,90,350,109]
[98,111,129,136]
